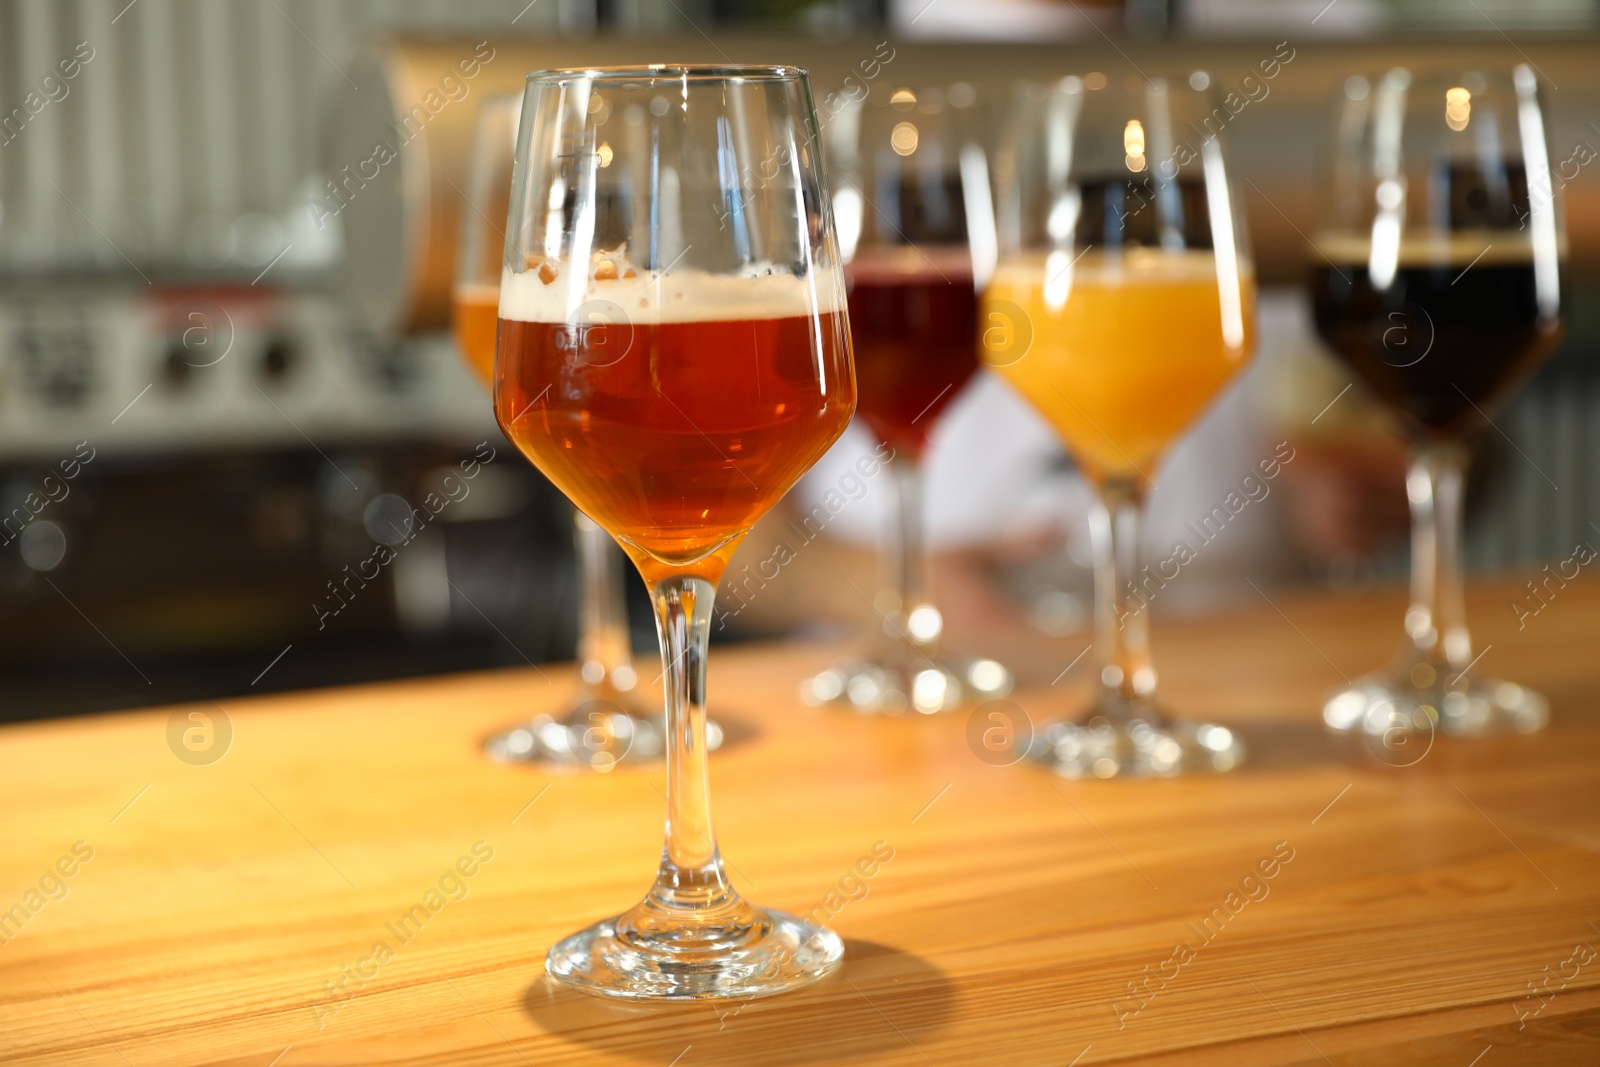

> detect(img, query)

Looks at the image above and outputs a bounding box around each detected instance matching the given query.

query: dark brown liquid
[1310,258,1562,437]
[847,256,978,456]
[495,312,855,584]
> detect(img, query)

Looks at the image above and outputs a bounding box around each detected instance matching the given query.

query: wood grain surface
[1,575,1598,1066]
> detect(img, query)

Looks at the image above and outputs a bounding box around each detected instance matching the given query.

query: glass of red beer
[802,85,1011,714]
[496,67,855,999]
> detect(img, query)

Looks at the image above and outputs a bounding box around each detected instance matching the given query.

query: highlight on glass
[1311,65,1565,742]
[982,75,1257,777]
[494,66,855,998]
[453,92,681,770]
[802,83,1012,715]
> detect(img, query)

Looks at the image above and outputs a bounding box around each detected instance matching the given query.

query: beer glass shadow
[522,939,953,1063]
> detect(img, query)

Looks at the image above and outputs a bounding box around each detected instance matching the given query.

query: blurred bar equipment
[2,0,1598,723]
[0,6,582,718]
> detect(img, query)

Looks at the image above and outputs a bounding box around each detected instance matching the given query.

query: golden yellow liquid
[452,283,500,387]
[981,249,1255,484]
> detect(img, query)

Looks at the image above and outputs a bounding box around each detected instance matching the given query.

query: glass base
[546,906,844,1000]
[1324,672,1549,756]
[801,654,1011,715]
[485,693,723,770]
[1023,705,1245,778]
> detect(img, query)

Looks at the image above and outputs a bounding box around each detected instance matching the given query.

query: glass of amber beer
[454,93,714,770]
[453,95,519,386]
[496,67,855,998]
[802,86,1012,715]
[981,77,1256,777]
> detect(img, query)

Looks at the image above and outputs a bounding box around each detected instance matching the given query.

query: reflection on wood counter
[2,577,1599,1065]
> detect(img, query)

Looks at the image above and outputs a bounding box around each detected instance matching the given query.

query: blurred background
[0,0,1596,720]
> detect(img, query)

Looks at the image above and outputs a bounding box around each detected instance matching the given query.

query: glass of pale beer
[982,76,1257,777]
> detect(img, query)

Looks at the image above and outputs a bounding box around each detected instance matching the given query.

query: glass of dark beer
[495,67,855,999]
[1310,65,1565,743]
[801,85,1012,715]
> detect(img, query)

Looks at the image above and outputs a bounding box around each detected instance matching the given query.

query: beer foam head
[499,259,844,324]
[1312,229,1559,266]
[846,245,974,284]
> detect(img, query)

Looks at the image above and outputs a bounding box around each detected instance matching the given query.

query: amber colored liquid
[452,284,500,387]
[495,313,855,584]
[982,250,1255,484]
[846,249,978,457]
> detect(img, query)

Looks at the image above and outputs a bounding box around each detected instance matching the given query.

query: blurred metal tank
[328,39,553,336]
[0,2,575,456]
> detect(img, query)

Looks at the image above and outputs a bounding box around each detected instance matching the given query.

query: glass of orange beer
[981,76,1257,777]
[454,93,712,770]
[496,67,855,998]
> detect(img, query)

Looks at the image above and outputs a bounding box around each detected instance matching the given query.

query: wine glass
[982,75,1256,777]
[1311,65,1564,742]
[454,92,695,770]
[801,84,1013,715]
[453,94,522,386]
[496,66,855,998]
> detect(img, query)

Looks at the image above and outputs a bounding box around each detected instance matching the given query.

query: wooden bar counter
[2,577,1598,1066]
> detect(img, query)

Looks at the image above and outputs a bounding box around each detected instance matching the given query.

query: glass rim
[1338,62,1539,80]
[1332,64,1544,99]
[1011,74,1194,98]
[846,83,983,109]
[525,64,809,86]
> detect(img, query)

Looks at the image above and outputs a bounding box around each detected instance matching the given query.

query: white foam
[990,248,1247,285]
[498,261,845,324]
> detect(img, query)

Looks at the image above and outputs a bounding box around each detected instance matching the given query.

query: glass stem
[1405,441,1472,673]
[575,512,633,697]
[881,451,936,653]
[1089,479,1157,722]
[645,575,736,912]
